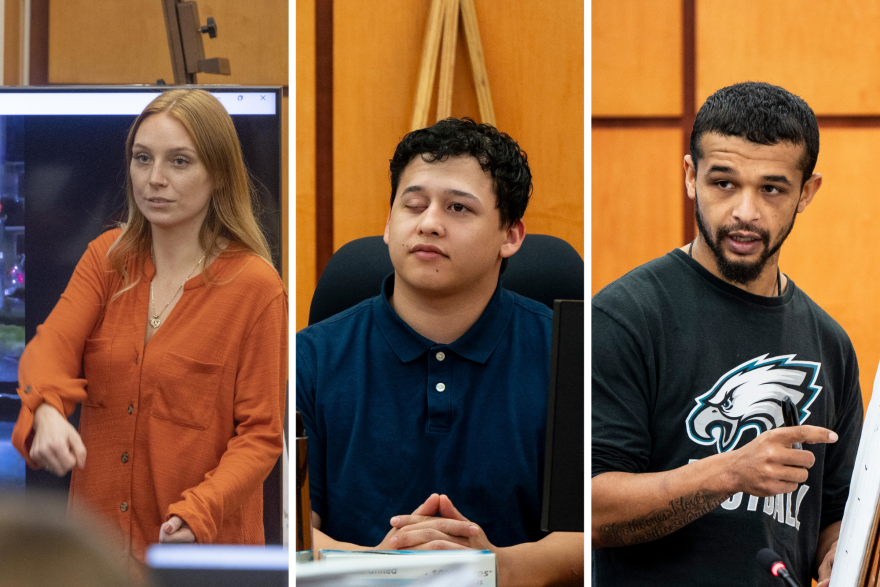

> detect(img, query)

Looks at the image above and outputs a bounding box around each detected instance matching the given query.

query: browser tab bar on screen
[0,92,276,115]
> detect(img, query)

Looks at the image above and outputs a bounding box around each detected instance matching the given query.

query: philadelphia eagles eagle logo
[685,354,822,453]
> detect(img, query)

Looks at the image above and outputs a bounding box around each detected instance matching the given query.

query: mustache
[716,223,771,246]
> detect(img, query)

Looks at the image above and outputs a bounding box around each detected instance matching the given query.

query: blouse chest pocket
[82,337,113,408]
[151,352,224,430]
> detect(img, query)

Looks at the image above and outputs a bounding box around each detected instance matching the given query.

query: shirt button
[135,357,139,365]
[436,352,446,361]
[436,383,446,392]
[23,385,31,394]
[121,453,129,464]
[127,405,134,415]
[120,502,129,512]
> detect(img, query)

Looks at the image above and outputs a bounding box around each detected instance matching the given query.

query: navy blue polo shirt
[296,275,553,548]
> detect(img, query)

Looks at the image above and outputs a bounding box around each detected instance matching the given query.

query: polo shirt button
[121,453,129,463]
[135,357,138,365]
[436,383,446,392]
[23,385,31,394]
[127,405,134,415]
[436,352,446,361]
[120,502,129,512]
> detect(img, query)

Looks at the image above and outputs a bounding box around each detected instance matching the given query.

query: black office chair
[308,234,584,326]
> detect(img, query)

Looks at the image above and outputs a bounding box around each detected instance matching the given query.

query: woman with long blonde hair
[11,89,287,563]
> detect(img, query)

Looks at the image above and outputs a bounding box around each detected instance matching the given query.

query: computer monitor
[541,299,584,532]
[147,544,288,587]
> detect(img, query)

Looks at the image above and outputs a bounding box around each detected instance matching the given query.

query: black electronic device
[148,544,287,587]
[782,396,803,450]
[756,547,802,587]
[540,299,584,532]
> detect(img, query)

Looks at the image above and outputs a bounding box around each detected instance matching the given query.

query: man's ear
[684,154,697,201]
[797,173,822,213]
[383,211,392,245]
[500,219,526,259]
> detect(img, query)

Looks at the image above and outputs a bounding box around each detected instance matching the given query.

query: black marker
[782,397,802,450]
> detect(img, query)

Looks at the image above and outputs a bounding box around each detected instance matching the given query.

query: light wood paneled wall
[332,0,584,252]
[296,0,316,331]
[44,0,289,290]
[591,128,683,296]
[294,0,584,331]
[592,0,682,117]
[4,0,21,85]
[785,129,880,406]
[47,0,287,85]
[594,0,880,406]
[697,0,880,114]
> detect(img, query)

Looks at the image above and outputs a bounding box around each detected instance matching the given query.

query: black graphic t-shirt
[592,249,863,587]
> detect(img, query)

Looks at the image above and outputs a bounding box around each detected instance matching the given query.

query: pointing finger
[776,425,837,445]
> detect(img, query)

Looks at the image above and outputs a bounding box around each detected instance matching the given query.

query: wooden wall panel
[296,0,316,332]
[477,0,584,259]
[4,0,21,85]
[698,0,880,115]
[332,0,427,251]
[47,0,287,85]
[332,0,584,259]
[782,128,880,408]
[592,0,682,117]
[281,94,289,290]
[591,128,683,295]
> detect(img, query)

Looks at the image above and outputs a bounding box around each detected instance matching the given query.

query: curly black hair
[389,117,532,228]
[690,82,819,187]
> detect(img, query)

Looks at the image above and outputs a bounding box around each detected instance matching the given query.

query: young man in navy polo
[296,118,583,586]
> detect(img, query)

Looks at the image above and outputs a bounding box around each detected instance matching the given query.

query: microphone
[756,548,801,587]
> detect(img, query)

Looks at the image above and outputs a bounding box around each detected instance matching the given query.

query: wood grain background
[594,0,880,408]
[296,0,585,331]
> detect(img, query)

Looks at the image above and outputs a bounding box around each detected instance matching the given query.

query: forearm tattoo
[598,489,733,547]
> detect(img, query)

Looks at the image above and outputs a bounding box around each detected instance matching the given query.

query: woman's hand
[30,403,86,476]
[160,516,197,543]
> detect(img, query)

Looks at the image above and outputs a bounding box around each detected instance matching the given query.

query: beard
[693,190,797,286]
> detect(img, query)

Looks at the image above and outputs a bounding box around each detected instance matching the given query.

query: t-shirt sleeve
[820,346,864,530]
[295,330,326,521]
[592,303,654,478]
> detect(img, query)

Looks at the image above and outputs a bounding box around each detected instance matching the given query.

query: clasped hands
[375,493,495,552]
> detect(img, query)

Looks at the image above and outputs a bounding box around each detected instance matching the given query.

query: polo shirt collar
[374,273,514,364]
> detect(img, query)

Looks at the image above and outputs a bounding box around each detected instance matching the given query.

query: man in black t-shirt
[592,82,863,587]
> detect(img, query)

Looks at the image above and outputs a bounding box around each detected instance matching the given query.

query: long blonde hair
[108,89,273,294]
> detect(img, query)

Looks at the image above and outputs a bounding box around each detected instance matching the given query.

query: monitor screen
[541,299,584,532]
[0,86,283,492]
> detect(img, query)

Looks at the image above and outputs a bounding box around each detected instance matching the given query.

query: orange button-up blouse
[11,229,287,562]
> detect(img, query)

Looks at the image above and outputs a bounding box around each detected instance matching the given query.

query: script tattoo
[598,489,733,547]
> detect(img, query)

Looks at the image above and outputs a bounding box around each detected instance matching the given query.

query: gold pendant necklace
[150,250,206,329]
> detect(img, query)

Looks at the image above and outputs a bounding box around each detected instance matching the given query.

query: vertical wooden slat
[29,0,47,85]
[315,0,334,281]
[460,0,494,126]
[411,0,444,131]
[436,0,458,121]
[681,0,696,244]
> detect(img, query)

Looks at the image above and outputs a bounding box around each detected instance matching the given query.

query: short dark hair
[690,82,819,186]
[389,117,532,228]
